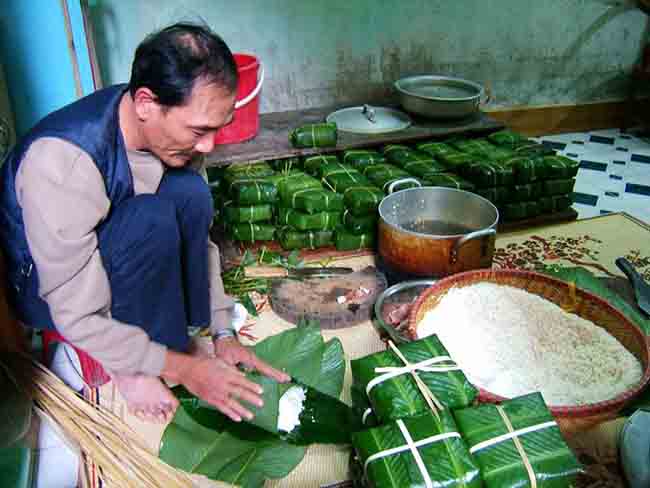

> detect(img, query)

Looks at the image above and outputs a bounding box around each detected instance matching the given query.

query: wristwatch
[212,327,237,342]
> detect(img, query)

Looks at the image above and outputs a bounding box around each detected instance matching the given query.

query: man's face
[138,80,236,167]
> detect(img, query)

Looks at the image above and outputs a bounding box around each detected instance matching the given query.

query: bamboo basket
[407,268,650,435]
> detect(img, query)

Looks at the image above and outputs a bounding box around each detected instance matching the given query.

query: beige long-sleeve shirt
[15,137,234,376]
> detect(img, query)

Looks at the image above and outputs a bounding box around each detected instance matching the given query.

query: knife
[616,257,650,317]
[243,265,354,279]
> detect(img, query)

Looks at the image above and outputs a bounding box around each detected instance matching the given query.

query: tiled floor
[534,129,650,223]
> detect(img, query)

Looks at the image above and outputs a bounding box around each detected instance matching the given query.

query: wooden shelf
[205,106,504,167]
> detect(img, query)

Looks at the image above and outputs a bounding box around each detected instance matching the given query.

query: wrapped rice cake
[382,144,419,164]
[229,222,276,242]
[280,187,344,214]
[334,228,375,251]
[450,138,497,157]
[454,393,583,488]
[289,122,338,148]
[361,164,411,188]
[343,209,377,235]
[474,186,510,205]
[223,161,275,187]
[416,141,459,159]
[543,178,575,196]
[303,154,340,176]
[276,227,334,250]
[460,161,515,188]
[229,179,278,205]
[276,171,323,200]
[351,336,477,423]
[542,156,580,179]
[277,207,341,231]
[421,172,475,191]
[437,151,476,169]
[500,156,548,183]
[223,201,274,223]
[343,186,386,217]
[270,156,301,172]
[500,200,541,221]
[487,129,527,148]
[352,410,482,488]
[343,149,387,169]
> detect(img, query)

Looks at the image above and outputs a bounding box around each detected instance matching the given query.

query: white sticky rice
[277,385,306,433]
[417,282,643,406]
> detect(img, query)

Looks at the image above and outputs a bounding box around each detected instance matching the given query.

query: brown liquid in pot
[401,219,474,236]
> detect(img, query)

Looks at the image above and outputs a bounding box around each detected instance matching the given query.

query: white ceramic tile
[574,169,611,190]
[588,128,621,138]
[624,163,650,185]
[572,203,601,219]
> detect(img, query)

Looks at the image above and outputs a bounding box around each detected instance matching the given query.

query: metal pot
[394,75,486,120]
[377,180,499,278]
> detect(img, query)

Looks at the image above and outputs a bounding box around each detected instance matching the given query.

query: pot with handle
[377,179,499,277]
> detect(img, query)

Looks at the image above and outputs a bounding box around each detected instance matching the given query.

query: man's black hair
[128,22,238,107]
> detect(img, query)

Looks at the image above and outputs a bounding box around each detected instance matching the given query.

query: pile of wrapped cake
[207,127,579,251]
[348,335,583,487]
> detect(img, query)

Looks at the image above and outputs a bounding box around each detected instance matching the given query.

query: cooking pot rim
[378,186,500,239]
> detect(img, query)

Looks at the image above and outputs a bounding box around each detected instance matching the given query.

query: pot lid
[326,105,411,134]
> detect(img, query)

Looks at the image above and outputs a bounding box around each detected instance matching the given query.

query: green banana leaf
[450,138,497,157]
[352,410,482,488]
[500,155,547,183]
[289,123,338,148]
[351,336,477,423]
[160,325,346,487]
[453,393,582,488]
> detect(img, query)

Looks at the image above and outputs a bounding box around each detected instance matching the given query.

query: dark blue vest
[0,84,134,325]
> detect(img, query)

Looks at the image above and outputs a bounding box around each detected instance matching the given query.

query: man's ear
[132,87,159,121]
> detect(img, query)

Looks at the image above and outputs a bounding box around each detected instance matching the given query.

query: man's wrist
[161,349,193,384]
[212,327,237,342]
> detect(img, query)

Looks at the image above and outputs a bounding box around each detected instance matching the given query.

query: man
[0,22,288,423]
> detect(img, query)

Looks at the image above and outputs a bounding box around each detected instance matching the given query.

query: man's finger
[225,397,254,421]
[248,356,291,383]
[214,400,243,422]
[229,385,264,408]
[229,373,265,395]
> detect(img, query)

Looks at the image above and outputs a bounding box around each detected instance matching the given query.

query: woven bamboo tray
[407,269,650,435]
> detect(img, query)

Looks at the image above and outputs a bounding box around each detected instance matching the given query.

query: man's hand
[162,351,265,422]
[214,336,290,383]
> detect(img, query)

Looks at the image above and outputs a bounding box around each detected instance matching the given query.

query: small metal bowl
[394,75,485,120]
[373,280,436,343]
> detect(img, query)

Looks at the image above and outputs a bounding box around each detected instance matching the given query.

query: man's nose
[194,133,216,154]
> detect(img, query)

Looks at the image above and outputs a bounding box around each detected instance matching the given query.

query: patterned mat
[86,212,649,487]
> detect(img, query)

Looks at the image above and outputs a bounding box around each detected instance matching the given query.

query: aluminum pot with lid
[378,179,499,278]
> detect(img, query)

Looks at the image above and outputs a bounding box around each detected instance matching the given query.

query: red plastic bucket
[214,53,264,145]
